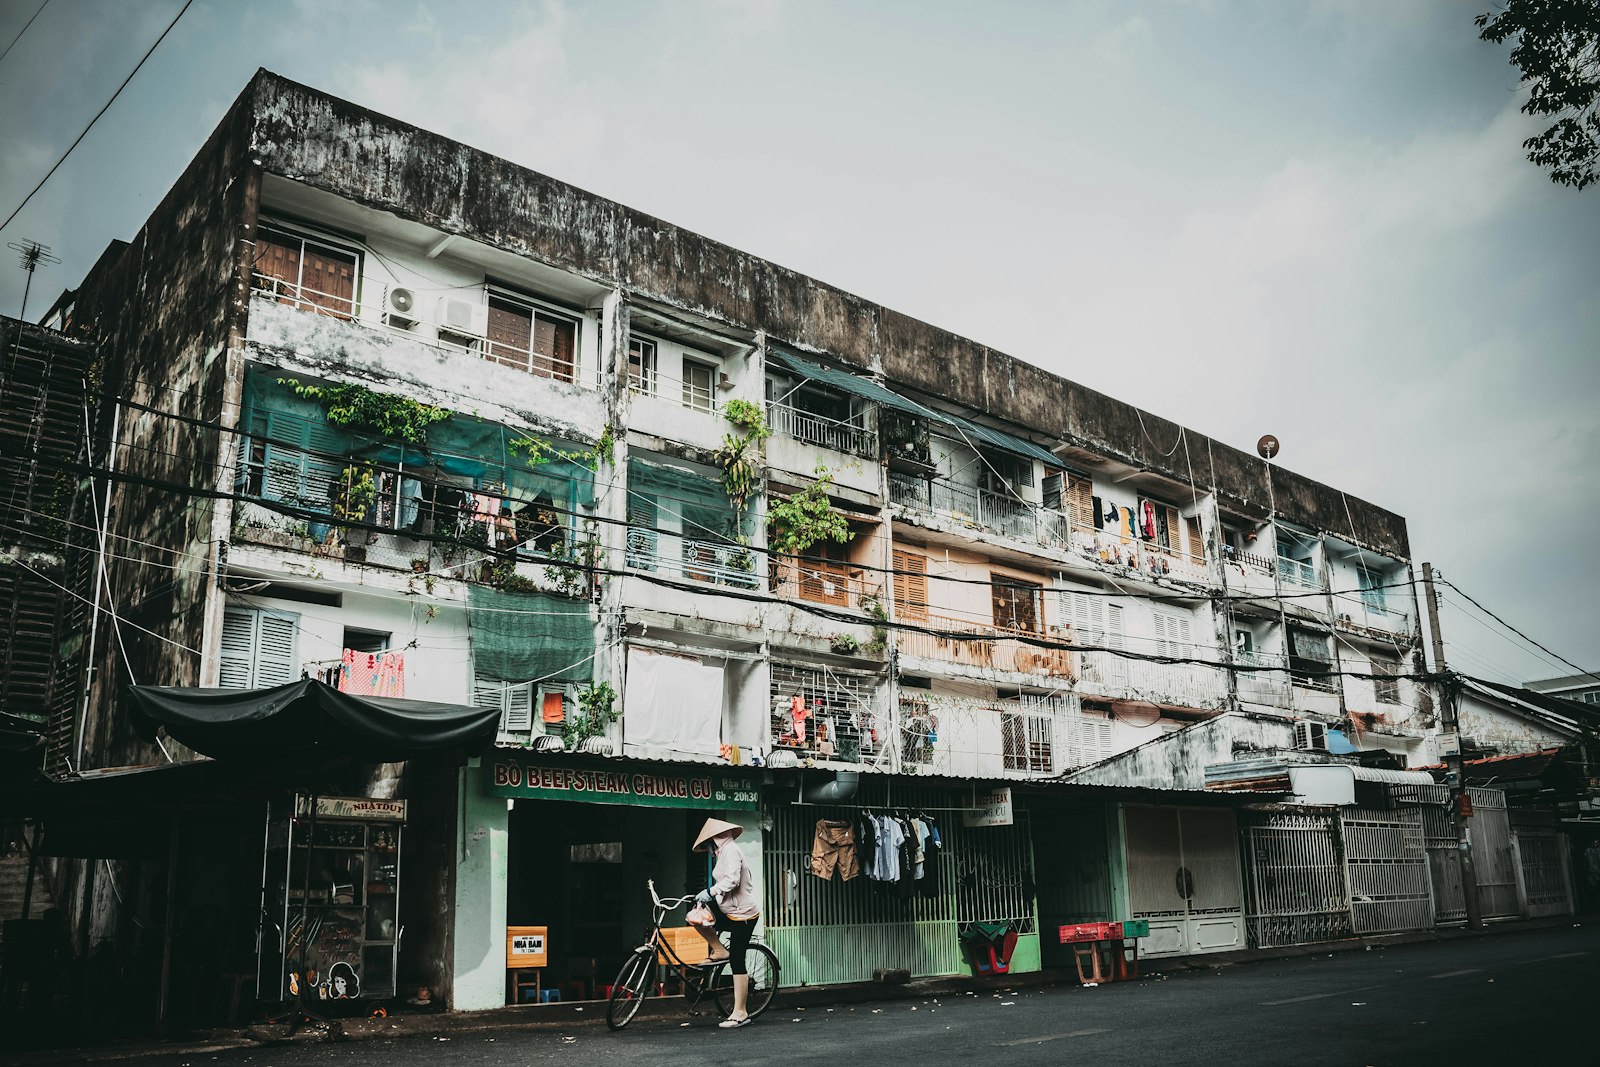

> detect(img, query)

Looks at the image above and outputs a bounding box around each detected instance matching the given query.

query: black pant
[708,897,755,975]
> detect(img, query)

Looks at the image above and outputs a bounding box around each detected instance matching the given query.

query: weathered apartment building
[7,70,1581,1031]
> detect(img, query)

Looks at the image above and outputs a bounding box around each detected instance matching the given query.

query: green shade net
[242,372,594,509]
[466,586,594,684]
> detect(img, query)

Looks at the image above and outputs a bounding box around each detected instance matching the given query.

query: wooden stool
[510,968,542,1004]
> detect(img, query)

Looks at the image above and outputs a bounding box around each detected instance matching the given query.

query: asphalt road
[58,923,1600,1067]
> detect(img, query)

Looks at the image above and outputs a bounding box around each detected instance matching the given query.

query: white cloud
[705,0,783,36]
[1093,15,1151,66]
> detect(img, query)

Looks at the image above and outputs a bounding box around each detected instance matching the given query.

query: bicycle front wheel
[713,943,780,1020]
[606,951,654,1030]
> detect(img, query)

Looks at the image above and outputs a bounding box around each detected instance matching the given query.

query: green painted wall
[451,761,510,1011]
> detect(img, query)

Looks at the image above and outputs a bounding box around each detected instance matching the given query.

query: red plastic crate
[1058,921,1119,944]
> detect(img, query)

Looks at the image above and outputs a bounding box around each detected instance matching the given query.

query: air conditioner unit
[385,286,418,327]
[436,295,488,339]
[1294,720,1328,753]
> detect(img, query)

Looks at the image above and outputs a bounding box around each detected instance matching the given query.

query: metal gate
[1239,809,1353,948]
[1514,820,1573,919]
[761,781,1036,986]
[1468,788,1520,920]
[1125,805,1244,957]
[1340,806,1433,934]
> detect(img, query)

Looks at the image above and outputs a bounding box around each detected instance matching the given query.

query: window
[1371,658,1401,705]
[484,293,577,382]
[682,357,717,413]
[1001,709,1053,772]
[1288,629,1334,690]
[1066,590,1124,649]
[219,607,299,689]
[474,676,575,736]
[342,627,389,654]
[991,575,1043,633]
[1139,499,1181,550]
[1583,691,1600,705]
[893,550,929,623]
[1153,611,1192,657]
[981,450,1034,495]
[1357,568,1388,612]
[628,337,657,395]
[253,224,360,318]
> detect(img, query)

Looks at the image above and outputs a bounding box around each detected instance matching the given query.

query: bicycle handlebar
[647,878,697,910]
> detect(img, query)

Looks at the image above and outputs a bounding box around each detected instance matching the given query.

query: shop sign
[963,787,1013,827]
[488,760,758,810]
[295,795,407,821]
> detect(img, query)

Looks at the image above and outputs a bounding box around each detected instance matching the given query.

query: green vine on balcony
[767,466,851,557]
[280,378,452,445]
[509,424,616,472]
[715,399,770,518]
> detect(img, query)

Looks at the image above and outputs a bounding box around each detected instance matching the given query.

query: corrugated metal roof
[772,349,1063,468]
[1350,766,1436,785]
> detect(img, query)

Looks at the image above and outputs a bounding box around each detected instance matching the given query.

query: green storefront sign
[488,759,758,810]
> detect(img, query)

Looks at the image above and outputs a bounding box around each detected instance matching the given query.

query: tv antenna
[8,239,59,321]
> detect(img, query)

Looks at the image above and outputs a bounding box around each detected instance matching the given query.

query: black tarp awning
[127,678,499,763]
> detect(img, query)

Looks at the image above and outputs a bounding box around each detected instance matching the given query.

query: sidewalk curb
[3,914,1586,1064]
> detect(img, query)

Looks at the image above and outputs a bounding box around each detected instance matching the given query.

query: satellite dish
[1256,435,1280,460]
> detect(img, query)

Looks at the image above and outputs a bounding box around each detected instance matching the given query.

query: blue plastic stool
[540,989,561,1003]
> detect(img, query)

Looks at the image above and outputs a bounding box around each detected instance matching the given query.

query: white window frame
[483,286,583,381]
[219,606,300,690]
[254,220,363,318]
[1000,708,1053,773]
[682,356,717,413]
[628,336,658,396]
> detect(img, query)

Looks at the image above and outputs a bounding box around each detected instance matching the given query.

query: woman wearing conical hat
[691,816,761,1027]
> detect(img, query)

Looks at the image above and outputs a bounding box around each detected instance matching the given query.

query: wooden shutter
[893,550,928,622]
[299,243,357,318]
[254,230,301,301]
[534,314,577,382]
[1186,516,1205,563]
[1042,473,1064,511]
[218,607,257,689]
[1067,474,1094,531]
[254,612,300,687]
[1163,507,1181,552]
[487,300,533,369]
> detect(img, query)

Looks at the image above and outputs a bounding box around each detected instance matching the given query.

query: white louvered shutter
[1105,603,1125,650]
[254,613,300,687]
[503,682,534,733]
[472,677,505,712]
[218,608,257,689]
[1069,591,1104,644]
[1153,611,1190,658]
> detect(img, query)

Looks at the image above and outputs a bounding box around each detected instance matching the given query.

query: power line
[0,0,49,67]
[1438,576,1600,688]
[0,0,193,236]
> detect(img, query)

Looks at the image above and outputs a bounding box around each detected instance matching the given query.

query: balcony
[895,609,1076,680]
[1075,645,1229,710]
[889,473,1069,547]
[898,693,1113,778]
[769,663,886,768]
[1235,650,1294,709]
[1277,555,1321,590]
[1064,517,1212,585]
[232,433,590,585]
[771,557,881,612]
[624,528,759,590]
[1332,589,1413,638]
[768,402,876,459]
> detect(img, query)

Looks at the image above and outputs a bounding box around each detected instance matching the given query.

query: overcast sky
[0,0,1594,685]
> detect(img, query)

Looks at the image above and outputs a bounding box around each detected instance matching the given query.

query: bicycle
[605,879,781,1031]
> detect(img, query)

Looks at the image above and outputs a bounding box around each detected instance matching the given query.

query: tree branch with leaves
[1478,0,1600,190]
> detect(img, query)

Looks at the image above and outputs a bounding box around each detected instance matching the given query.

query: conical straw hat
[694,817,743,851]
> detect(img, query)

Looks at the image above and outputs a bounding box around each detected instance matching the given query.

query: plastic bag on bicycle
[685,904,715,927]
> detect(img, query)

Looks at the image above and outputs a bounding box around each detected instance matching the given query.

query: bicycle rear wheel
[712,943,780,1020]
[606,951,654,1030]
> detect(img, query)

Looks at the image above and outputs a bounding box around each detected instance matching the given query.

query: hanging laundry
[1091,495,1104,530]
[856,812,879,879]
[1103,498,1119,526]
[1118,507,1133,546]
[919,817,943,897]
[790,694,809,744]
[339,649,406,697]
[808,819,860,881]
[1140,500,1157,540]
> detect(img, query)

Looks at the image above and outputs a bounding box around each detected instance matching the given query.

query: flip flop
[718,1016,751,1028]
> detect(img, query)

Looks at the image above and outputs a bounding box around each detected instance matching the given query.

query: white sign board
[297,795,408,821]
[1437,732,1461,758]
[963,787,1013,827]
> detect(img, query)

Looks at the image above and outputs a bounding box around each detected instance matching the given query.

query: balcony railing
[1235,649,1295,708]
[1064,517,1212,584]
[248,283,597,388]
[889,473,1070,546]
[895,609,1076,679]
[625,528,760,589]
[232,436,582,574]
[770,557,881,611]
[1332,590,1412,636]
[630,366,722,415]
[1075,646,1229,709]
[1277,555,1320,590]
[768,402,876,458]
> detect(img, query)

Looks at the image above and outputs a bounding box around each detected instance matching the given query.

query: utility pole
[1422,562,1481,929]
